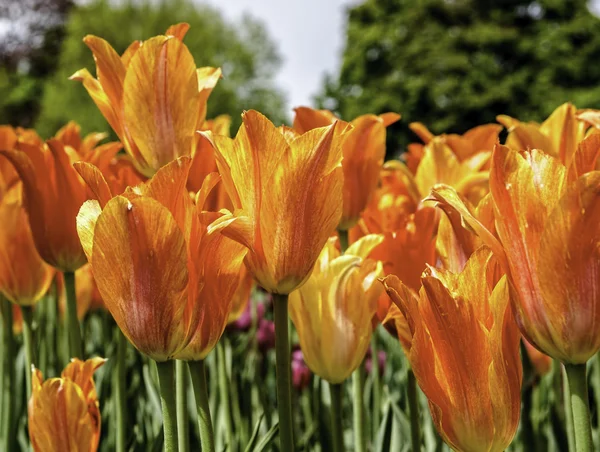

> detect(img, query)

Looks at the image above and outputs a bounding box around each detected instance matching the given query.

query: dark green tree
[33,0,287,137]
[318,0,600,156]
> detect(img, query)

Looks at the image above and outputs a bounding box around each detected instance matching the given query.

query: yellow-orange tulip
[431,137,600,364]
[72,23,221,177]
[497,103,600,166]
[289,235,383,383]
[382,248,522,452]
[293,107,400,229]
[77,157,247,361]
[29,357,105,452]
[1,139,90,271]
[0,188,54,305]
[206,110,348,294]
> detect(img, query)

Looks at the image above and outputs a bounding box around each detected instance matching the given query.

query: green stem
[156,360,178,452]
[176,360,189,452]
[371,335,381,439]
[21,305,36,401]
[563,365,576,452]
[338,229,349,253]
[273,293,294,451]
[352,366,366,452]
[1,297,15,451]
[564,363,593,452]
[64,272,83,358]
[216,341,235,451]
[329,382,345,452]
[116,330,127,452]
[189,360,215,452]
[407,368,421,452]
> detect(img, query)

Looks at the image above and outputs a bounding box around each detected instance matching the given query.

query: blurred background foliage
[0,0,288,137]
[317,0,600,155]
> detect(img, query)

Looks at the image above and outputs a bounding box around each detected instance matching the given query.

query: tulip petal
[292,107,336,134]
[536,172,600,363]
[378,112,401,127]
[345,233,384,260]
[83,36,126,113]
[568,133,600,181]
[92,195,189,360]
[77,200,103,264]
[123,36,199,174]
[74,162,113,208]
[165,23,190,40]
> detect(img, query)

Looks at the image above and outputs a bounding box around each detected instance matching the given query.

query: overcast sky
[202,0,600,114]
[201,0,357,111]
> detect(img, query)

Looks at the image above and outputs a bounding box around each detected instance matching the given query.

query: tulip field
[3,21,600,452]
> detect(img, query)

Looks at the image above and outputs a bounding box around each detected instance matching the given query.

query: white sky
[201,0,357,111]
[202,0,600,113]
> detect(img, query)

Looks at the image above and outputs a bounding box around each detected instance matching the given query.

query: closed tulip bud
[293,107,400,229]
[71,23,221,177]
[206,110,349,294]
[29,357,105,452]
[0,188,54,306]
[289,234,384,384]
[77,157,247,361]
[382,248,522,452]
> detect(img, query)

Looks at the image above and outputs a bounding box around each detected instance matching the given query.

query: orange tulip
[0,188,54,306]
[77,157,247,361]
[205,110,348,294]
[523,339,552,377]
[289,235,384,383]
[29,358,105,452]
[293,107,400,229]
[382,248,522,452]
[72,23,221,177]
[497,103,600,166]
[189,115,234,211]
[431,136,600,364]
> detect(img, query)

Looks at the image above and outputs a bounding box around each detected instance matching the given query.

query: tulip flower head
[293,107,400,229]
[382,248,522,452]
[432,139,600,364]
[207,110,349,294]
[0,188,54,306]
[29,357,106,452]
[289,234,384,384]
[77,157,247,361]
[72,23,221,177]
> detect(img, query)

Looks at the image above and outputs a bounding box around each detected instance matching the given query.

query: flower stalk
[156,360,178,452]
[564,363,593,452]
[189,360,215,452]
[64,271,83,358]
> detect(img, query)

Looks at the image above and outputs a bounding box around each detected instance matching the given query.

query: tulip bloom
[293,107,400,229]
[207,110,348,294]
[0,189,54,306]
[29,357,105,452]
[497,103,600,166]
[431,136,600,363]
[72,23,221,177]
[77,157,247,361]
[289,234,384,384]
[382,248,522,452]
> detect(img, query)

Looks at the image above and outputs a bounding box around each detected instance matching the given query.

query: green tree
[318,0,600,156]
[35,0,287,138]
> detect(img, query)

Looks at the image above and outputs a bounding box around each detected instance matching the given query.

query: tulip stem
[64,272,83,358]
[175,360,189,452]
[1,297,15,451]
[273,293,295,451]
[407,367,421,452]
[216,341,235,451]
[329,382,345,452]
[21,305,36,401]
[189,360,215,452]
[564,363,593,452]
[352,365,366,452]
[338,229,349,253]
[116,329,127,452]
[371,336,381,438]
[156,360,178,452]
